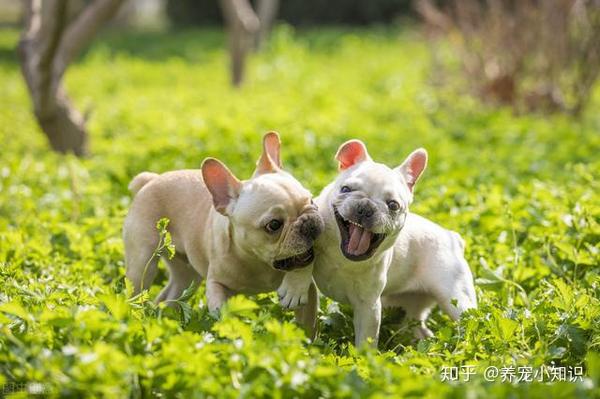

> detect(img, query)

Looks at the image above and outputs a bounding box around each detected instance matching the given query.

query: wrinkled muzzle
[273,210,324,271]
[333,197,393,261]
[296,210,324,243]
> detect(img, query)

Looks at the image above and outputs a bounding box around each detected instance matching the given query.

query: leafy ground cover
[0,25,599,397]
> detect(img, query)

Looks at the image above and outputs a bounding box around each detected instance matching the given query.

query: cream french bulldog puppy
[123,132,323,331]
[312,140,477,346]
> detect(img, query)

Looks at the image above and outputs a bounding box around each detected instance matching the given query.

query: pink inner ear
[335,140,369,170]
[404,150,427,191]
[202,159,240,214]
[263,132,282,168]
[255,132,282,175]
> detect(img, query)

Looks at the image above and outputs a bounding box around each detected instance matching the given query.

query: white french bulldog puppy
[123,132,323,333]
[313,140,477,346]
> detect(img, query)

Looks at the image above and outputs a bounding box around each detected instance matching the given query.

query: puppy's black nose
[299,213,324,241]
[356,199,375,218]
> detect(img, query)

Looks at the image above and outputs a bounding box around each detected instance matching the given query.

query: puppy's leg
[156,253,203,303]
[206,279,233,314]
[383,293,436,340]
[125,241,160,296]
[277,265,314,309]
[294,282,319,340]
[352,298,382,347]
[124,212,163,295]
[429,259,477,321]
[434,282,476,321]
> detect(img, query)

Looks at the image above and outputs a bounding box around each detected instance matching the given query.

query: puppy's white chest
[314,250,387,305]
[314,267,355,304]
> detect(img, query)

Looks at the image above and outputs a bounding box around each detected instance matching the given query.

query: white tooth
[348,220,364,229]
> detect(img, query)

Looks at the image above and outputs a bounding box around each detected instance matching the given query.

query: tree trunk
[18,0,123,156]
[254,0,279,50]
[219,0,260,87]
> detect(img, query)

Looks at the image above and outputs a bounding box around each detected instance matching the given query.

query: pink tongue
[347,224,373,256]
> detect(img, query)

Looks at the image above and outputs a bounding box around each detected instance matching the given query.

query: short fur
[123,132,323,336]
[311,140,477,346]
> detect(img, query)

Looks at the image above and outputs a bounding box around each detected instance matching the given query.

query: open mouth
[334,207,385,261]
[273,247,315,271]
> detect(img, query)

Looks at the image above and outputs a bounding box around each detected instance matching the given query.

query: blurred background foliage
[6,0,599,156]
[0,0,599,397]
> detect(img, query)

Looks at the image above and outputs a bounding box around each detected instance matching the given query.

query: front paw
[277,278,310,310]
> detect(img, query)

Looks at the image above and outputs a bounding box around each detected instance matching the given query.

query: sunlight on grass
[0,26,598,397]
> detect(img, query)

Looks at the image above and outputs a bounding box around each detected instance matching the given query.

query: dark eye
[265,219,283,233]
[387,200,400,212]
[340,186,352,193]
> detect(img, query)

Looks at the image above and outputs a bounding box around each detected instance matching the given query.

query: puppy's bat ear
[264,131,282,168]
[202,158,242,215]
[255,131,282,175]
[335,139,371,171]
[396,148,427,193]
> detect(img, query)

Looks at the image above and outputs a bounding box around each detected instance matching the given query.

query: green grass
[0,25,599,397]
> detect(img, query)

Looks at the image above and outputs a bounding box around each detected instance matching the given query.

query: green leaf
[0,301,32,322]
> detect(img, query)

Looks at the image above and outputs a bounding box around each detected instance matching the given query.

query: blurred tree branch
[18,0,124,156]
[416,0,600,115]
[255,0,279,50]
[219,0,279,86]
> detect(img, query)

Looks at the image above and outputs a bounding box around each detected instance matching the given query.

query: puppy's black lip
[273,247,315,271]
[333,206,386,262]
